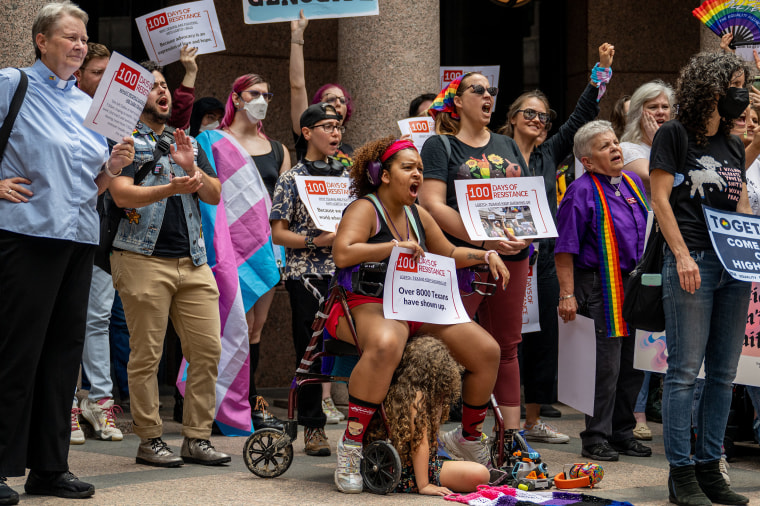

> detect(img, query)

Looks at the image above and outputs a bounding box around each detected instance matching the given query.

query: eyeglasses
[310,123,345,134]
[467,84,498,96]
[322,93,347,105]
[518,108,550,124]
[242,90,274,102]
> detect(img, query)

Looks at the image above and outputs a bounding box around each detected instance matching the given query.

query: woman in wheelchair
[330,136,509,494]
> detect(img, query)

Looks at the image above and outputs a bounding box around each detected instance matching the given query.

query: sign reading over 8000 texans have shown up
[294,175,354,232]
[383,248,470,325]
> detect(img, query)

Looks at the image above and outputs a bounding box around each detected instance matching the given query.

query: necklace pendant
[615,190,621,196]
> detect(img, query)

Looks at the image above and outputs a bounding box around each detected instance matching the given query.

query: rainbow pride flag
[177,130,280,436]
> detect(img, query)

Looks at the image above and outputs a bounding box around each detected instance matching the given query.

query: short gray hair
[573,120,615,161]
[620,80,674,144]
[33,1,88,60]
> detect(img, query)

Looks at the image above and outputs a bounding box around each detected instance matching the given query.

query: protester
[620,80,675,198]
[611,94,631,139]
[649,51,752,506]
[197,72,288,432]
[555,120,651,462]
[168,45,200,131]
[409,93,436,117]
[108,61,229,468]
[0,2,134,501]
[270,103,347,457]
[364,337,490,495]
[330,136,506,492]
[498,43,615,443]
[189,97,224,137]
[73,41,109,97]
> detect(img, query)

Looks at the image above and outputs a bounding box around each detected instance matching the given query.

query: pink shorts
[325,291,424,337]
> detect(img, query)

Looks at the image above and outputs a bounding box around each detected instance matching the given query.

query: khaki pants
[111,250,221,440]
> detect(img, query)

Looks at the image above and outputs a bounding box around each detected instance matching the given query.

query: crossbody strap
[0,69,28,164]
[134,126,175,184]
[365,193,420,242]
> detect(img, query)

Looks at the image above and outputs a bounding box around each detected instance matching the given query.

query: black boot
[668,465,711,506]
[646,374,663,423]
[695,460,749,505]
[250,395,284,431]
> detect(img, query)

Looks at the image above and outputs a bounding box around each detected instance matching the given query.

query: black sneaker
[24,471,94,499]
[610,438,652,457]
[1,477,19,505]
[250,395,284,431]
[581,441,619,461]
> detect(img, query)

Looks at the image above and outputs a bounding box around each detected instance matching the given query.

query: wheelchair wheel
[490,430,531,469]
[243,428,293,478]
[361,440,401,495]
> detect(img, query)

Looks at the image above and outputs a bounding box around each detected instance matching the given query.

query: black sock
[249,343,260,401]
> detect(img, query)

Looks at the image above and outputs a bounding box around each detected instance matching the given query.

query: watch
[305,236,316,250]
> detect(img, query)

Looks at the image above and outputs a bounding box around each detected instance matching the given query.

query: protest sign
[736,44,760,65]
[521,261,540,333]
[558,315,596,416]
[454,177,558,241]
[397,117,435,152]
[136,0,225,65]
[243,0,379,24]
[703,205,760,282]
[383,248,470,325]
[440,65,500,107]
[294,175,353,232]
[83,52,154,143]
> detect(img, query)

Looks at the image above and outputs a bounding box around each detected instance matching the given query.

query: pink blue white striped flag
[177,130,280,436]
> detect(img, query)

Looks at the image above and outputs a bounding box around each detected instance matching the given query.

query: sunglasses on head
[467,84,498,96]
[242,90,274,102]
[518,108,550,124]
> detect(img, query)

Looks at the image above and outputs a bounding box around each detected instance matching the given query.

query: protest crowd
[2,1,760,505]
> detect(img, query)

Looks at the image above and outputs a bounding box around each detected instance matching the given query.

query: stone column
[337,0,440,148]
[0,0,46,68]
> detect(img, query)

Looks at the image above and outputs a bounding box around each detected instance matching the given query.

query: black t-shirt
[650,120,746,251]
[420,132,528,260]
[252,140,283,198]
[121,144,216,258]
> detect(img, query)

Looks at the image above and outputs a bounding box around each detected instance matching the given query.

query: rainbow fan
[693,0,760,44]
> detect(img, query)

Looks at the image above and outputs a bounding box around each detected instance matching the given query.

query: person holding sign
[197,72,289,432]
[270,102,349,458]
[419,72,533,445]
[498,43,614,444]
[290,10,354,163]
[330,136,507,493]
[555,120,651,463]
[0,2,135,501]
[649,52,752,506]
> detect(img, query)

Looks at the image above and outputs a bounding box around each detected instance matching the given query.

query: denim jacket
[112,122,207,266]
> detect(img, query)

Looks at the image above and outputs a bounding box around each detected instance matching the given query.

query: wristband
[590,62,612,102]
[559,293,576,301]
[291,39,304,45]
[103,161,122,178]
[484,250,497,266]
[391,239,399,247]
[305,236,316,250]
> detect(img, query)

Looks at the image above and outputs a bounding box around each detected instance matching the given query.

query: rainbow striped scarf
[589,173,650,338]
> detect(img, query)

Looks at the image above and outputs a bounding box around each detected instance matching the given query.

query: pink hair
[312,83,353,124]
[220,73,270,131]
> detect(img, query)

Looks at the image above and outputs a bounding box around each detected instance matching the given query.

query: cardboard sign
[383,248,470,325]
[243,0,379,24]
[294,175,353,232]
[83,52,154,142]
[440,65,500,108]
[397,117,435,152]
[558,315,596,416]
[703,205,760,281]
[454,177,558,241]
[521,261,540,333]
[136,0,225,65]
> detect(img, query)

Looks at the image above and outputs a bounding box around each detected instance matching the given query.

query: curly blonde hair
[676,52,752,147]
[350,136,419,198]
[365,336,462,464]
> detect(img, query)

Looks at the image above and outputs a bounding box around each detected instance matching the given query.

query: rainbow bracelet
[591,63,612,102]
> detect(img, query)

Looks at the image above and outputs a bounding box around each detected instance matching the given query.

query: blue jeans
[661,248,750,466]
[81,265,115,400]
[109,291,131,400]
[634,371,652,413]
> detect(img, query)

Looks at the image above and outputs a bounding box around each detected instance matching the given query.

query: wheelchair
[242,263,515,494]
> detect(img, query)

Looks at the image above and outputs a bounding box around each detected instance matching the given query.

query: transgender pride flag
[177,130,280,436]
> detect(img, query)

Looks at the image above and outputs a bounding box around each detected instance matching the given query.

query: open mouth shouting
[482,102,492,114]
[409,181,420,199]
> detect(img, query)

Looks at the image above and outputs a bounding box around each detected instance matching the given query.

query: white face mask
[243,96,268,122]
[199,120,219,132]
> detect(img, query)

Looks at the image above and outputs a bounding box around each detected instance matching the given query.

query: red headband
[380,140,417,163]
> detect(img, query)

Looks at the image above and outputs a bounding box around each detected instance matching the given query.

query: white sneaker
[335,436,363,494]
[81,397,123,441]
[70,403,85,445]
[719,455,731,486]
[523,420,570,444]
[322,398,344,424]
[439,426,491,468]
